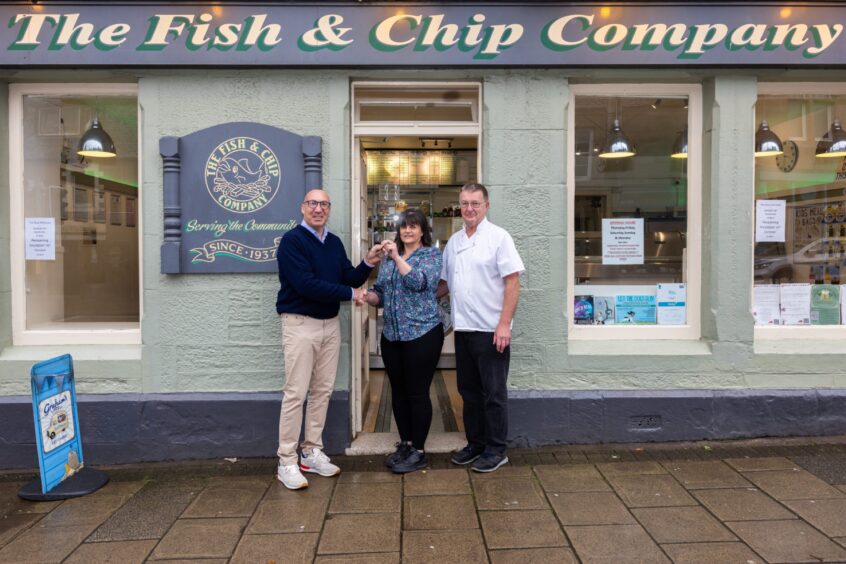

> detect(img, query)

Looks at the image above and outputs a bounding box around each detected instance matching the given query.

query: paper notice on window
[753,284,781,325]
[756,200,786,243]
[602,218,644,265]
[657,283,686,325]
[779,283,811,325]
[25,218,55,261]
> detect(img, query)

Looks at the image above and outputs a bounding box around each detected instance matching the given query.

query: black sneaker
[450,445,483,465]
[385,442,412,468]
[471,453,509,473]
[392,449,428,474]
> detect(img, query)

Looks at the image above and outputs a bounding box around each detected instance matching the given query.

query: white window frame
[9,83,142,346]
[567,83,703,340]
[754,82,846,341]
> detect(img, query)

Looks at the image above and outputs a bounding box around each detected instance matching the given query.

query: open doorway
[349,83,481,454]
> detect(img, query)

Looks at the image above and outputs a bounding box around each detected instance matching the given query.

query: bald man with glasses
[275,189,384,490]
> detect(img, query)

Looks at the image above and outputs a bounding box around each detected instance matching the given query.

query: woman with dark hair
[364,208,444,473]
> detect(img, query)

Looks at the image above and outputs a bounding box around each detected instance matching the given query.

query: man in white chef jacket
[439,182,524,473]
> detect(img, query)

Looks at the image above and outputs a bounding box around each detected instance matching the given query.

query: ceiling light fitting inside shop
[754,120,783,157]
[420,138,453,148]
[815,118,846,158]
[651,99,661,110]
[671,128,688,159]
[77,115,116,158]
[599,118,636,159]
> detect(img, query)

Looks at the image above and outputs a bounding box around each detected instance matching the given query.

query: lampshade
[598,119,636,159]
[671,128,688,159]
[815,118,846,158]
[77,116,116,158]
[754,120,783,157]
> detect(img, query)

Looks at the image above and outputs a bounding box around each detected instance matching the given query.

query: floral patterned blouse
[372,245,443,342]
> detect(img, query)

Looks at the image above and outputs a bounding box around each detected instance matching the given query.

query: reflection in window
[23,95,138,330]
[573,96,688,326]
[754,95,846,326]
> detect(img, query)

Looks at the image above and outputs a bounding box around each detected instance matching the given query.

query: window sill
[568,340,712,356]
[754,339,846,355]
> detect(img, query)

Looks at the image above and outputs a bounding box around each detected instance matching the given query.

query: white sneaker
[277,463,308,490]
[300,448,341,477]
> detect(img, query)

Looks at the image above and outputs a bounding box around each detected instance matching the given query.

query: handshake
[353,287,379,307]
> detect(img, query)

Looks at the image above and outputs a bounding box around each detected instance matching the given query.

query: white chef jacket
[440,218,525,332]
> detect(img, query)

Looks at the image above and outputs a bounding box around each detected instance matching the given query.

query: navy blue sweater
[276,225,372,319]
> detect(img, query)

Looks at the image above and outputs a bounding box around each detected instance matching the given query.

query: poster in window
[125,197,136,227]
[73,187,89,223]
[93,189,105,223]
[109,194,122,225]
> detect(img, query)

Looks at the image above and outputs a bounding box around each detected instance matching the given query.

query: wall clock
[776,140,798,173]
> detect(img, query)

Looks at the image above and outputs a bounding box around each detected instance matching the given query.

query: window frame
[567,83,703,341]
[9,83,142,346]
[754,82,846,341]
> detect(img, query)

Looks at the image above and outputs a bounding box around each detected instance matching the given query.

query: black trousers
[381,324,444,450]
[454,330,510,456]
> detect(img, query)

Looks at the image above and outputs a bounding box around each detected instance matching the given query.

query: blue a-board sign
[31,355,84,494]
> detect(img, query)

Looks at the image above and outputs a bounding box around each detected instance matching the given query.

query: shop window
[9,85,140,345]
[568,85,702,340]
[754,85,846,338]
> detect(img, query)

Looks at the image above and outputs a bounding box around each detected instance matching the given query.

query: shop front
[2,2,846,467]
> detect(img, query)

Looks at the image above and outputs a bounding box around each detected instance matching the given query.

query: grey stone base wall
[2,389,846,468]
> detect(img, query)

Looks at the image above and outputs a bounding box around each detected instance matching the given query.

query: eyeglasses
[304,200,332,209]
[459,201,484,209]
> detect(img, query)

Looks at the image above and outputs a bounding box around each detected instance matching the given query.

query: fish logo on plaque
[160,123,323,273]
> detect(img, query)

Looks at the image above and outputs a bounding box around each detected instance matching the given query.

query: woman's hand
[382,240,400,260]
[364,289,381,306]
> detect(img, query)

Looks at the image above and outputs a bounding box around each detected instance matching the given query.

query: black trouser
[381,324,444,450]
[454,330,510,456]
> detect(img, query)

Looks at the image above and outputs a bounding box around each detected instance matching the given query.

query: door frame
[349,80,483,438]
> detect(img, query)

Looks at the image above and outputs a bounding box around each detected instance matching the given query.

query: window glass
[22,95,138,330]
[573,95,689,326]
[355,86,479,123]
[754,94,846,326]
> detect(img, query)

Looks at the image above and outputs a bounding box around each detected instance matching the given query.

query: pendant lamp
[754,120,783,157]
[77,115,116,158]
[671,128,688,159]
[599,118,636,159]
[815,118,846,158]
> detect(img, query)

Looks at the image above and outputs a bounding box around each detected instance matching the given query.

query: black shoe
[450,445,483,465]
[471,453,509,473]
[385,442,412,468]
[392,449,428,474]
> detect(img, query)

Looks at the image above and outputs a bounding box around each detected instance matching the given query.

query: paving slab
[149,517,247,560]
[246,495,330,534]
[0,523,95,563]
[693,487,797,521]
[488,547,578,563]
[318,513,400,554]
[661,461,751,489]
[608,474,697,508]
[533,464,611,492]
[264,474,336,499]
[472,476,547,510]
[0,482,62,516]
[87,479,203,542]
[565,524,671,564]
[479,509,567,549]
[660,542,765,564]
[791,454,846,484]
[631,506,736,543]
[402,529,487,563]
[403,469,470,496]
[64,539,157,563]
[548,491,636,526]
[783,498,846,537]
[743,468,845,500]
[595,461,667,477]
[36,493,131,526]
[182,479,267,517]
[403,495,477,530]
[0,513,41,547]
[314,553,400,563]
[723,457,798,472]
[328,482,402,513]
[727,519,846,563]
[468,465,533,480]
[339,471,401,484]
[229,532,318,564]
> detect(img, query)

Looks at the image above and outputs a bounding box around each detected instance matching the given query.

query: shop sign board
[602,218,644,265]
[0,4,845,67]
[159,122,322,273]
[30,355,84,494]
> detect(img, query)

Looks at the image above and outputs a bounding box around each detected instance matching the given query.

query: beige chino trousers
[277,313,341,466]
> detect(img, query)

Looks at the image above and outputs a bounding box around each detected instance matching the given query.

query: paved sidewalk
[5,437,846,562]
